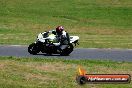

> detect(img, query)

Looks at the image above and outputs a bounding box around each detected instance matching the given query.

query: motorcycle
[28,32,79,56]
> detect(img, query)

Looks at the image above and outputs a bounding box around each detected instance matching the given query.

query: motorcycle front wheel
[28,43,40,55]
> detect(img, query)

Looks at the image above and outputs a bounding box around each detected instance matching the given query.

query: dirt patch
[25,73,58,83]
[89,65,132,75]
[35,63,72,72]
[0,63,5,69]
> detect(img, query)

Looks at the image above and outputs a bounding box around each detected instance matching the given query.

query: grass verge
[0,0,132,48]
[0,56,131,88]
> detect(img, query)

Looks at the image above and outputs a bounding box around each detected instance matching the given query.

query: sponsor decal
[76,67,131,85]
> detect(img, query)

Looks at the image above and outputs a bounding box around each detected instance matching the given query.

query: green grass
[0,56,131,88]
[0,0,132,48]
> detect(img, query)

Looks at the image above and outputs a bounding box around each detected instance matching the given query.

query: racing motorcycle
[28,32,79,56]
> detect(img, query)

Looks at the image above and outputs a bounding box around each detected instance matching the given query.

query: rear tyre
[60,44,74,56]
[28,43,40,55]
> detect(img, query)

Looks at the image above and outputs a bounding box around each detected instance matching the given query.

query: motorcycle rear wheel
[60,44,73,56]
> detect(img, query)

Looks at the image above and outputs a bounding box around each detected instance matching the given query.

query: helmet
[56,26,64,34]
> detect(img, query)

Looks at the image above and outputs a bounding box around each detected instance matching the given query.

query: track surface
[0,45,132,62]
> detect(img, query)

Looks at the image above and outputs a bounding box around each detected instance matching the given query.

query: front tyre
[60,43,74,56]
[28,43,40,55]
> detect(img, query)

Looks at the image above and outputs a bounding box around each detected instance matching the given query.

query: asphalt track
[0,45,132,62]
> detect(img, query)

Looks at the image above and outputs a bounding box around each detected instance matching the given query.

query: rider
[44,26,70,51]
[55,26,70,45]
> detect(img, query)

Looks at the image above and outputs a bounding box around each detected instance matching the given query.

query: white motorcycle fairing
[28,32,79,55]
[37,33,79,46]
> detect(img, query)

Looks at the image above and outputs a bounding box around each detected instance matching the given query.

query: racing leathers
[44,30,70,51]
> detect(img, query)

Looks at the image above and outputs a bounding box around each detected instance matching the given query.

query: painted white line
[1,45,132,51]
[78,48,132,51]
[0,45,27,47]
[10,45,24,47]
